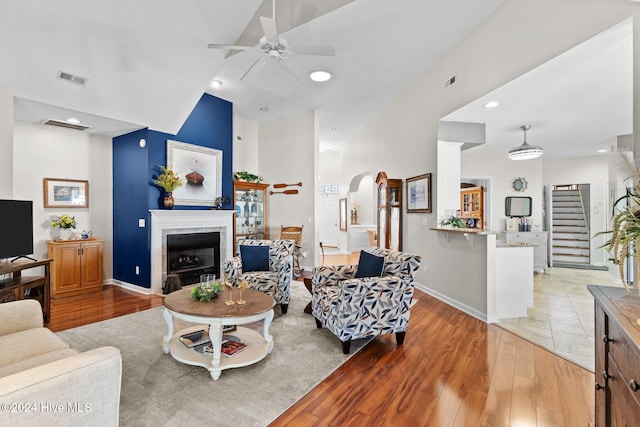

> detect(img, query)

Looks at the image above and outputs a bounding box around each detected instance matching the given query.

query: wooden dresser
[589,285,640,426]
[47,239,104,298]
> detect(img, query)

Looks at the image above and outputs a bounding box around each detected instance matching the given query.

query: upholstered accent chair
[312,247,421,354]
[222,239,294,313]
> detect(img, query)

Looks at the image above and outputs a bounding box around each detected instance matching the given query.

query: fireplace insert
[166,232,220,285]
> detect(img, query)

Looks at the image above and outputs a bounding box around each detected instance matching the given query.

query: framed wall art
[167,140,223,207]
[406,173,431,213]
[43,178,89,208]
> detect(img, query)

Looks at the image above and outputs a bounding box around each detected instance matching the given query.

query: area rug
[57,281,370,427]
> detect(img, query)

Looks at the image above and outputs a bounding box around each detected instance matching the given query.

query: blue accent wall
[112,94,233,288]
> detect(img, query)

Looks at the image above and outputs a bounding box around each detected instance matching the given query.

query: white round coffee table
[163,287,275,380]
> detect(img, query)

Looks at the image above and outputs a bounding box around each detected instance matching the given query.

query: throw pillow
[355,250,385,278]
[240,245,270,272]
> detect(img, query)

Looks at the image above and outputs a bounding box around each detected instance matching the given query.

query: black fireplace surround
[166,232,220,285]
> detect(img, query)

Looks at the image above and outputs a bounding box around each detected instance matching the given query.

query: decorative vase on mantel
[163,192,175,210]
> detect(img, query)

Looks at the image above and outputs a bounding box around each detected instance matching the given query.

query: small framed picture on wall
[43,178,89,208]
[406,173,431,213]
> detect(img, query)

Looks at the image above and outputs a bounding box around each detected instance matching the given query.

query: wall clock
[512,177,528,192]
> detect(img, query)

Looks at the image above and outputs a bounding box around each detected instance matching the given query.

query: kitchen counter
[495,244,534,319]
[430,227,490,234]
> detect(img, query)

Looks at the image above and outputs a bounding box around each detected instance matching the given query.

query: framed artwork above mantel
[167,140,222,207]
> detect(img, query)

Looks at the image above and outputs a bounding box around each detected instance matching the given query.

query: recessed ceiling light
[259,107,269,112]
[66,117,81,124]
[483,101,499,109]
[210,79,222,88]
[598,149,607,153]
[309,70,332,82]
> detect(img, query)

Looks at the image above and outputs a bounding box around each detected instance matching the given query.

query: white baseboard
[109,279,155,295]
[414,282,487,323]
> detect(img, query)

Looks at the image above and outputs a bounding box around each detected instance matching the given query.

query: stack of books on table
[203,337,247,357]
[179,330,210,348]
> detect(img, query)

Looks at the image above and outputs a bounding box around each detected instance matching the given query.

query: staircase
[552,189,590,265]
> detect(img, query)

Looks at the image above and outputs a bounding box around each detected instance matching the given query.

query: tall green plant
[598,190,640,289]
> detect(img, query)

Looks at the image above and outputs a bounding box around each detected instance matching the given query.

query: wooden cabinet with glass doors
[376,172,402,251]
[459,186,484,229]
[233,181,269,255]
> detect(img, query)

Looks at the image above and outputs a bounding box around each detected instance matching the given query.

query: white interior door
[318,194,340,248]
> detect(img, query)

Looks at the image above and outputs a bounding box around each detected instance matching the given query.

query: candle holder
[237,281,248,305]
[224,279,235,306]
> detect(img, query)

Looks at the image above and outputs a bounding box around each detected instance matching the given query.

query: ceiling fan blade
[241,56,269,81]
[292,45,335,56]
[260,16,279,44]
[207,43,253,51]
[281,58,308,84]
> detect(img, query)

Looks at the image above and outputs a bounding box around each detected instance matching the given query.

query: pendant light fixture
[508,125,543,160]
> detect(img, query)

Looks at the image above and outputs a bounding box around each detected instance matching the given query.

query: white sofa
[0,299,122,426]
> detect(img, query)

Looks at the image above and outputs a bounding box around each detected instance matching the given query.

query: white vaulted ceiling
[0,0,504,150]
[1,1,631,157]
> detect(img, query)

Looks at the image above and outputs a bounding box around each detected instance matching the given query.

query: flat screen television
[0,199,34,261]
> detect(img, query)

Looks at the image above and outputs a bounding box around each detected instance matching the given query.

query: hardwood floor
[47,285,164,333]
[270,288,595,426]
[45,281,595,426]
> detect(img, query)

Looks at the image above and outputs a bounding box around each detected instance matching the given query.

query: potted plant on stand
[154,166,183,209]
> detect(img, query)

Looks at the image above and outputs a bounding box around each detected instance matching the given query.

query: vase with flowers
[51,214,77,240]
[153,166,183,209]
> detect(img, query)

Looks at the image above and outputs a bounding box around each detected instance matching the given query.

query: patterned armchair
[312,247,421,354]
[222,239,294,313]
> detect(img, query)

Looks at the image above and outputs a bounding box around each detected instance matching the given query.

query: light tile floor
[497,266,622,372]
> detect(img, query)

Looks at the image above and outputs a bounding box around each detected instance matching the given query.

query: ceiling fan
[207,1,335,83]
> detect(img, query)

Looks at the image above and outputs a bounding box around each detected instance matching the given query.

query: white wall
[350,174,375,226]
[335,0,637,316]
[461,144,544,232]
[0,85,12,199]
[437,141,462,220]
[233,115,259,174]
[12,122,113,278]
[258,111,317,268]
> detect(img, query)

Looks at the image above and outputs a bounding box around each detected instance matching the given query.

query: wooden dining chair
[280,225,303,278]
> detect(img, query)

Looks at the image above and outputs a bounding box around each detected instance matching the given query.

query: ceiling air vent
[57,70,88,87]
[41,119,92,131]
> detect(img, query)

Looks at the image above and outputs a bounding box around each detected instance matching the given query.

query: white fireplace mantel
[150,210,234,295]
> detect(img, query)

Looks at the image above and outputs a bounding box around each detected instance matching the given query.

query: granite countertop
[496,241,535,248]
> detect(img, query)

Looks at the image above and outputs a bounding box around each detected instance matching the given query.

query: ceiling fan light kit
[508,125,543,160]
[207,6,335,84]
